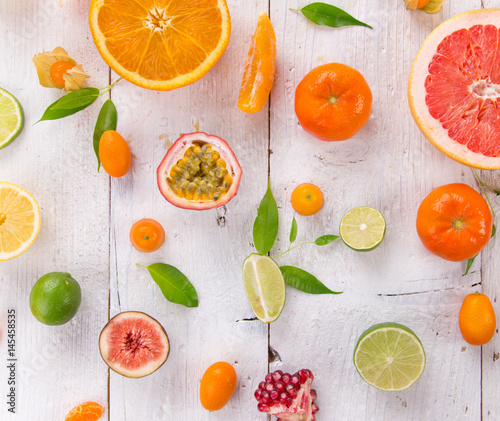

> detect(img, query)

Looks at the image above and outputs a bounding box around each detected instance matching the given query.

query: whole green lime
[29,272,81,326]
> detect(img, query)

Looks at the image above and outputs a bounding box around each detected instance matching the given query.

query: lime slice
[339,206,386,251]
[353,322,426,391]
[0,87,24,149]
[242,253,286,323]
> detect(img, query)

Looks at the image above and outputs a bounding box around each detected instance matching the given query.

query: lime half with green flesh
[243,253,286,323]
[354,322,426,391]
[0,87,24,149]
[340,206,386,251]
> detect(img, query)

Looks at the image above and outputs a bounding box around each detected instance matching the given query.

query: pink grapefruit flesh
[409,9,500,169]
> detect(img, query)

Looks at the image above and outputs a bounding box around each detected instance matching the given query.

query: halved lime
[242,253,286,323]
[353,322,426,391]
[339,206,386,251]
[0,87,24,149]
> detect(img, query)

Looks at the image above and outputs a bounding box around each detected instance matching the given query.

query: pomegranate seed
[265,373,273,383]
[310,389,317,401]
[275,381,285,392]
[258,381,266,390]
[270,390,280,401]
[285,383,297,398]
[254,389,262,400]
[258,403,270,412]
[291,375,300,386]
[281,373,291,384]
[265,382,274,391]
[298,369,312,383]
[260,391,270,404]
[312,403,319,413]
[272,370,283,382]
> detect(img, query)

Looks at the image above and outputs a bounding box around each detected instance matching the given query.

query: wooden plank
[269,0,483,419]
[107,1,269,419]
[0,0,109,419]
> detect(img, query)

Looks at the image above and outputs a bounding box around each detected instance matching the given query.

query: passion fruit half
[99,311,170,378]
[157,132,242,210]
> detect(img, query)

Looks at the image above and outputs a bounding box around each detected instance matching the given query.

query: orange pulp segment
[237,12,276,113]
[65,401,104,421]
[89,0,231,91]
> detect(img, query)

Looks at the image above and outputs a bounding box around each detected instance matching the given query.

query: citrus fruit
[294,63,372,141]
[157,132,242,210]
[130,218,165,252]
[242,253,286,324]
[353,322,426,391]
[459,292,496,346]
[237,12,276,113]
[0,87,24,150]
[29,272,81,326]
[290,183,324,216]
[98,130,132,177]
[89,0,231,91]
[408,9,500,169]
[339,206,386,251]
[65,401,104,421]
[200,361,237,411]
[99,311,170,378]
[416,183,493,262]
[0,182,41,261]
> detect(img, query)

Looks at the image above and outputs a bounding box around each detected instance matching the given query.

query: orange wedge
[237,12,276,113]
[0,182,41,261]
[65,401,104,421]
[89,0,231,91]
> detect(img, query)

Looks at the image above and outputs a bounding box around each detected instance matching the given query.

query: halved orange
[0,182,41,261]
[89,0,231,91]
[237,12,276,113]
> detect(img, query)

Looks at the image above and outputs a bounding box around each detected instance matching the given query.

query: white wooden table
[1,0,500,419]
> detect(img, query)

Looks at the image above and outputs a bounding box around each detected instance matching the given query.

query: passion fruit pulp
[99,311,170,378]
[157,132,242,210]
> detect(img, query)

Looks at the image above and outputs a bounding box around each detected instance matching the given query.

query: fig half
[99,311,170,378]
[157,132,242,210]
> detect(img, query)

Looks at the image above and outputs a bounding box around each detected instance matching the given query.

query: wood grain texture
[1,0,499,420]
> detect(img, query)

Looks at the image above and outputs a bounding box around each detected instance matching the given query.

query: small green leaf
[138,263,198,307]
[253,180,279,255]
[290,215,298,244]
[93,99,117,171]
[38,88,99,121]
[315,234,339,246]
[280,265,342,294]
[492,224,497,237]
[292,2,372,29]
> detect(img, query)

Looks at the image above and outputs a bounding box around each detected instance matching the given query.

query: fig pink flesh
[106,316,166,370]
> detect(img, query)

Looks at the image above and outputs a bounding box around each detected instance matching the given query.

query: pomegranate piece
[255,369,319,420]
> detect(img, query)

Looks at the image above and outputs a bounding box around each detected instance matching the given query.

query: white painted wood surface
[1,0,499,420]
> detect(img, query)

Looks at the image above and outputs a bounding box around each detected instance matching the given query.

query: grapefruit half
[409,9,500,169]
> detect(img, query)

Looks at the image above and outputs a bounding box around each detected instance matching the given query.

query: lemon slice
[0,182,41,260]
[354,322,426,391]
[242,253,286,323]
[339,206,386,251]
[0,87,24,150]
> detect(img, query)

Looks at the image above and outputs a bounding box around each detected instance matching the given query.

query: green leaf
[290,215,298,244]
[38,88,99,121]
[292,2,372,29]
[280,265,342,294]
[93,99,117,171]
[315,234,339,246]
[253,180,279,255]
[138,263,198,307]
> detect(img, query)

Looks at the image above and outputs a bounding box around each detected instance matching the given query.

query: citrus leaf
[290,215,298,244]
[315,234,339,246]
[280,265,342,294]
[253,180,279,255]
[291,2,372,29]
[38,88,99,121]
[93,99,117,171]
[138,263,198,307]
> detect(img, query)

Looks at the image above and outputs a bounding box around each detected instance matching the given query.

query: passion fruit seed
[167,142,233,202]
